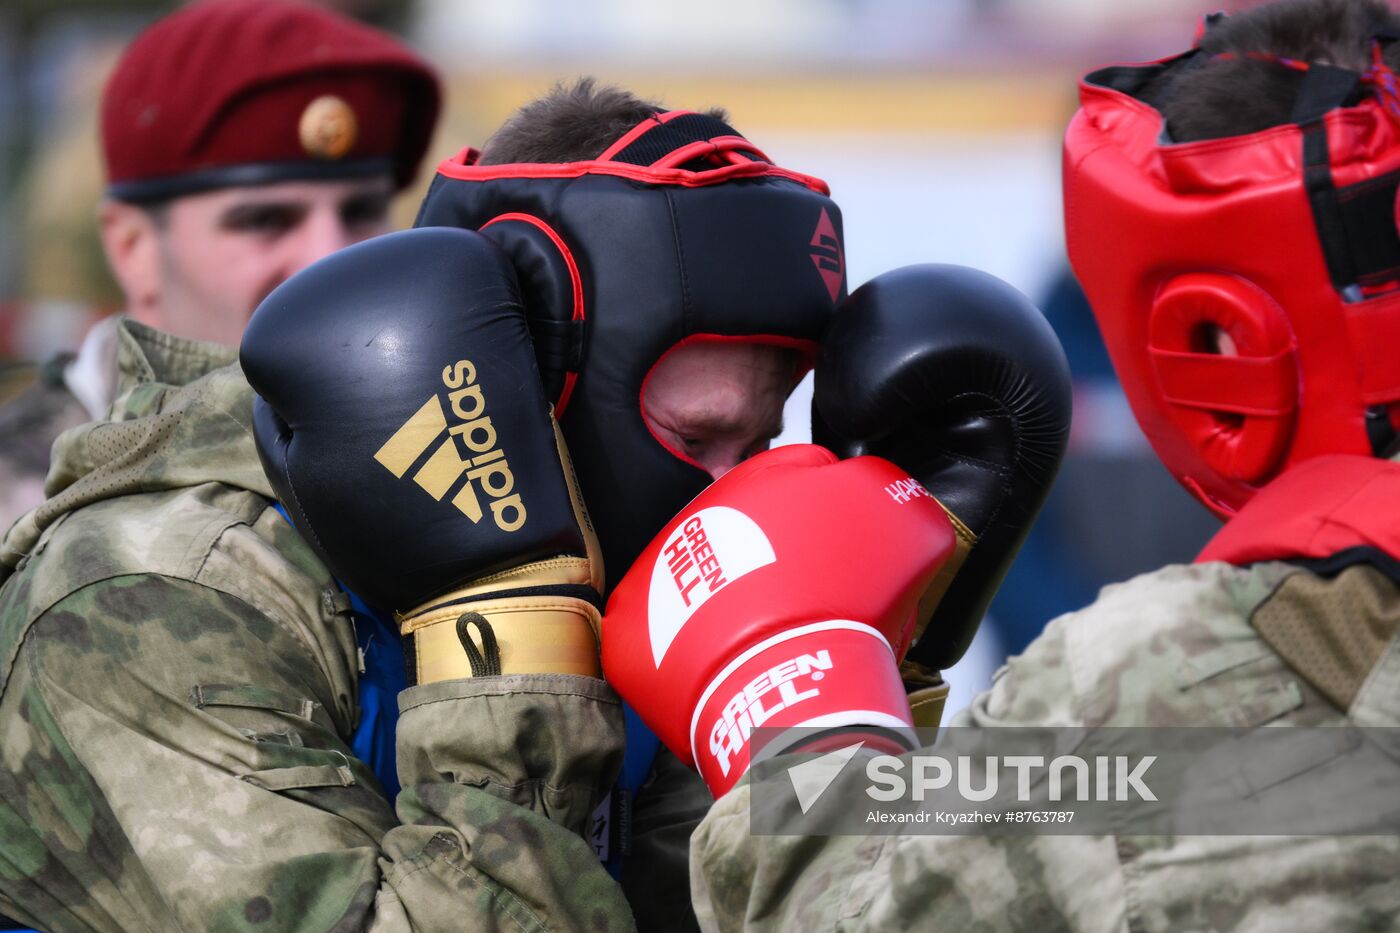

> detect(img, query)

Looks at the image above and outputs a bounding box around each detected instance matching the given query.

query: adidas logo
[373,359,526,532]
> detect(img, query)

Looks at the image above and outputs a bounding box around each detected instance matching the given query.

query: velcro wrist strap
[403,594,601,682]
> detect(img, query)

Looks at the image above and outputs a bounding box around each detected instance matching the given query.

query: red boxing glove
[601,444,956,796]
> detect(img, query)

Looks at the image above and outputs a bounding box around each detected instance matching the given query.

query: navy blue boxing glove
[242,227,603,683]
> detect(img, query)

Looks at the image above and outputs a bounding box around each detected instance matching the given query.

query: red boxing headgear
[1065,31,1400,517]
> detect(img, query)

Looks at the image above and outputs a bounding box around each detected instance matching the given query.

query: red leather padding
[1345,288,1400,403]
[1149,349,1298,416]
[1064,60,1400,515]
[1145,273,1299,485]
[1199,455,1400,565]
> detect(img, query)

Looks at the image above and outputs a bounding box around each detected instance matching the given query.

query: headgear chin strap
[415,110,845,579]
[1065,23,1400,518]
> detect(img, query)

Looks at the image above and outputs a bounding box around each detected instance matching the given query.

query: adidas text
[372,359,526,532]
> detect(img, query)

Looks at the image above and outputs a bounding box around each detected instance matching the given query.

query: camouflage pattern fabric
[693,561,1400,932]
[0,361,89,536]
[0,320,638,931]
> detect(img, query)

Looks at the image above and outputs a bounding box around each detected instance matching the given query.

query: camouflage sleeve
[949,609,1083,729]
[0,574,633,932]
[688,617,1127,933]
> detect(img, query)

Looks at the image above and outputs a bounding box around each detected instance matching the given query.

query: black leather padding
[241,227,587,610]
[813,264,1073,670]
[416,170,841,579]
[480,219,584,408]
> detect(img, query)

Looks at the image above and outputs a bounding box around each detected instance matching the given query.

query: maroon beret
[102,0,440,202]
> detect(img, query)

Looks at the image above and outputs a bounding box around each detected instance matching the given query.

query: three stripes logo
[809,207,844,304]
[373,359,526,532]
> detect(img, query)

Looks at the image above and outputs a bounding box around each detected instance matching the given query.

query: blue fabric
[602,703,661,878]
[270,504,655,871]
[619,703,661,792]
[343,586,406,801]
[271,504,404,800]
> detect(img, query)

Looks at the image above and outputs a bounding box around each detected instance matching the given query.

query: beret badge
[299,94,358,160]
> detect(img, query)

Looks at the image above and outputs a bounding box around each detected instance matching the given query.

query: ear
[98,198,164,324]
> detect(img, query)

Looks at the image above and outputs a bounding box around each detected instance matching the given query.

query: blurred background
[0,0,1247,710]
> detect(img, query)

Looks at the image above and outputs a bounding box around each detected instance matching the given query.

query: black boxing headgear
[414,110,845,579]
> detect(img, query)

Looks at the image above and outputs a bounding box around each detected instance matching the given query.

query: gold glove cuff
[907,680,950,731]
[901,659,950,731]
[402,595,601,682]
[914,499,976,643]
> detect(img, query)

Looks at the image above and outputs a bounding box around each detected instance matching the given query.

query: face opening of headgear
[414,108,847,580]
[1064,11,1400,519]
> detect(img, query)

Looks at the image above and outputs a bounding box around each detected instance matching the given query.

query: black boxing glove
[813,264,1071,693]
[242,227,603,684]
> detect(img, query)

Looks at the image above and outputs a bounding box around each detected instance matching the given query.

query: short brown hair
[1146,0,1400,142]
[477,77,730,165]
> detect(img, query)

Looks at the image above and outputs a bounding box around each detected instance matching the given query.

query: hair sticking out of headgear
[1211,39,1400,119]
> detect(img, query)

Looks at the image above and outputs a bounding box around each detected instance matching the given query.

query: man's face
[103,176,394,345]
[643,342,798,479]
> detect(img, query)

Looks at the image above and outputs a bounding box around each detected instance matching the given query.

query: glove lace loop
[455,612,502,676]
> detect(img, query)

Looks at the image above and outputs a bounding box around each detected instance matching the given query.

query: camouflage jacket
[0,315,120,535]
[0,321,645,932]
[0,363,89,535]
[693,559,1400,931]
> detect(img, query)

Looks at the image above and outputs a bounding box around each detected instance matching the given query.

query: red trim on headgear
[651,137,774,170]
[437,147,831,195]
[481,212,585,417]
[595,109,693,160]
[596,110,774,168]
